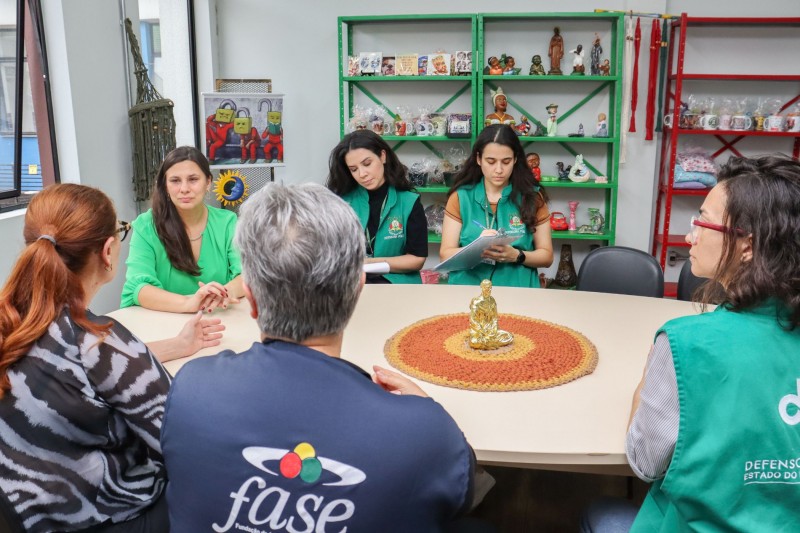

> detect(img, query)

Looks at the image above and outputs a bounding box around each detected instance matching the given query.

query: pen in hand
[472,220,488,231]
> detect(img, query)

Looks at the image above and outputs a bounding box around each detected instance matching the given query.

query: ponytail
[0,184,116,398]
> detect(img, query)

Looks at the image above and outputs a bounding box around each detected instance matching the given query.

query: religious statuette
[468,279,513,350]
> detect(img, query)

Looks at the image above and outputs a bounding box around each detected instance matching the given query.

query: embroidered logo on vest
[388,217,403,236]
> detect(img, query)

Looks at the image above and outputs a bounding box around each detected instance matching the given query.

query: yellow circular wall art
[213,170,249,207]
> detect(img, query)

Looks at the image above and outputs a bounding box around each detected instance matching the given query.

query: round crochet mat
[384,313,598,392]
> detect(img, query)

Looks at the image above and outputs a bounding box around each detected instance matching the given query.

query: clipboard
[433,233,516,272]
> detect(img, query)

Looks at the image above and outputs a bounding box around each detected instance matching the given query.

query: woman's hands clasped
[184,281,240,313]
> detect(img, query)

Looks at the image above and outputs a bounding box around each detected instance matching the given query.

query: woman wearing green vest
[583,155,800,532]
[327,130,427,284]
[440,124,552,287]
[122,146,244,312]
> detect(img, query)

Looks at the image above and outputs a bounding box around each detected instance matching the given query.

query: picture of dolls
[429,54,451,75]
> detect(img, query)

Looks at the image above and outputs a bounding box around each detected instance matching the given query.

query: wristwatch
[514,247,526,265]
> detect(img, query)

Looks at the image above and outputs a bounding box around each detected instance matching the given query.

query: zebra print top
[0,309,171,532]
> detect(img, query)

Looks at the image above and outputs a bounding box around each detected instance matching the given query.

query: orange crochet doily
[384,313,598,392]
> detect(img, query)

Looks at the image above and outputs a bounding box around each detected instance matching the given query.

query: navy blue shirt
[161,340,474,532]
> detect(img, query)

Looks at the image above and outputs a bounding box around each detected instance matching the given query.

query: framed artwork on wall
[202,92,285,167]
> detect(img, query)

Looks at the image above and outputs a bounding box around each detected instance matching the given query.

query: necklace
[189,233,203,242]
[186,206,208,243]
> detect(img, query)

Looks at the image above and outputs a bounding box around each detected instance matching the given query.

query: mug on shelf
[787,115,800,133]
[719,114,732,130]
[731,115,752,131]
[754,115,766,131]
[699,114,719,130]
[766,114,785,132]
[680,113,699,130]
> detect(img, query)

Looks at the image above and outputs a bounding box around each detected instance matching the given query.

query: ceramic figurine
[568,200,579,230]
[590,34,603,75]
[485,55,503,75]
[546,103,558,137]
[469,279,513,350]
[529,54,546,75]
[526,152,541,182]
[548,27,564,75]
[599,59,611,76]
[570,44,585,75]
[554,244,578,287]
[568,154,591,182]
[568,123,585,137]
[515,115,532,136]
[502,55,520,75]
[589,208,605,233]
[594,113,609,138]
[556,161,572,180]
[485,87,516,126]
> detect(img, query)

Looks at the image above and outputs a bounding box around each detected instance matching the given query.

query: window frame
[0,0,59,209]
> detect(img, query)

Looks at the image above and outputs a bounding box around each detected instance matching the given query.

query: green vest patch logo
[388,217,403,235]
[508,213,524,229]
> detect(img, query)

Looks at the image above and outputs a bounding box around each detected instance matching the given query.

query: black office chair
[576,246,664,298]
[677,259,707,302]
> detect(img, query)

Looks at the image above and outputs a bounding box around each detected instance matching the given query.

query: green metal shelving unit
[338,12,624,246]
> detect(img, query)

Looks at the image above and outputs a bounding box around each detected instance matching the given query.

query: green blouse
[121,206,242,308]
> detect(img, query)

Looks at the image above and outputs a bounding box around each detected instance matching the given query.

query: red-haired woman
[0,184,224,532]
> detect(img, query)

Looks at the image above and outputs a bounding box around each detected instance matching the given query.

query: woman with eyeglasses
[0,184,225,532]
[121,146,244,312]
[584,155,800,532]
[326,130,427,284]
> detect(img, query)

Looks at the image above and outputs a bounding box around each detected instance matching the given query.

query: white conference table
[108,284,698,474]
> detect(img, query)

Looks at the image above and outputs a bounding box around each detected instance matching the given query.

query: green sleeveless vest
[448,178,539,288]
[342,185,422,284]
[632,301,800,532]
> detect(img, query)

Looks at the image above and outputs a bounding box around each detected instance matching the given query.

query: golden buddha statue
[469,280,513,350]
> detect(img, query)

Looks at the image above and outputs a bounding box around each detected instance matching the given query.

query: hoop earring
[105,263,112,272]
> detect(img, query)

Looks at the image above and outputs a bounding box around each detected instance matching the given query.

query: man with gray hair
[161,183,475,532]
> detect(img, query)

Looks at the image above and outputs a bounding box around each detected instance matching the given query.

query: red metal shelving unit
[652,14,800,297]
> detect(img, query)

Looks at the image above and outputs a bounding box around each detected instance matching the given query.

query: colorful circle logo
[279,442,323,483]
[213,170,249,207]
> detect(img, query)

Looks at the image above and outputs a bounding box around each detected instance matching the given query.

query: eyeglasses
[116,221,131,242]
[689,216,745,244]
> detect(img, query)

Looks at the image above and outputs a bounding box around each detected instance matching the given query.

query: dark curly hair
[326,130,411,196]
[448,124,548,230]
[703,154,800,329]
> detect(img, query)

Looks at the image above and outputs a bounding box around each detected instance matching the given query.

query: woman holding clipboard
[327,130,427,284]
[440,124,553,287]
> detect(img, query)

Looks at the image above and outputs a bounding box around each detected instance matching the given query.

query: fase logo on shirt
[213,442,366,533]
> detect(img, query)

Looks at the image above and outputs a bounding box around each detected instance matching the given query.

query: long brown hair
[151,146,212,276]
[0,184,117,398]
[448,124,548,230]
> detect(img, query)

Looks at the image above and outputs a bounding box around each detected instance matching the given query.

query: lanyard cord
[364,193,388,257]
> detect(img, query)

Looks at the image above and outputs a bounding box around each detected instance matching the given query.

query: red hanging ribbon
[628,17,641,132]
[645,19,661,140]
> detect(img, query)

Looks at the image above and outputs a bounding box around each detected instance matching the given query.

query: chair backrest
[677,259,707,302]
[576,246,664,298]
